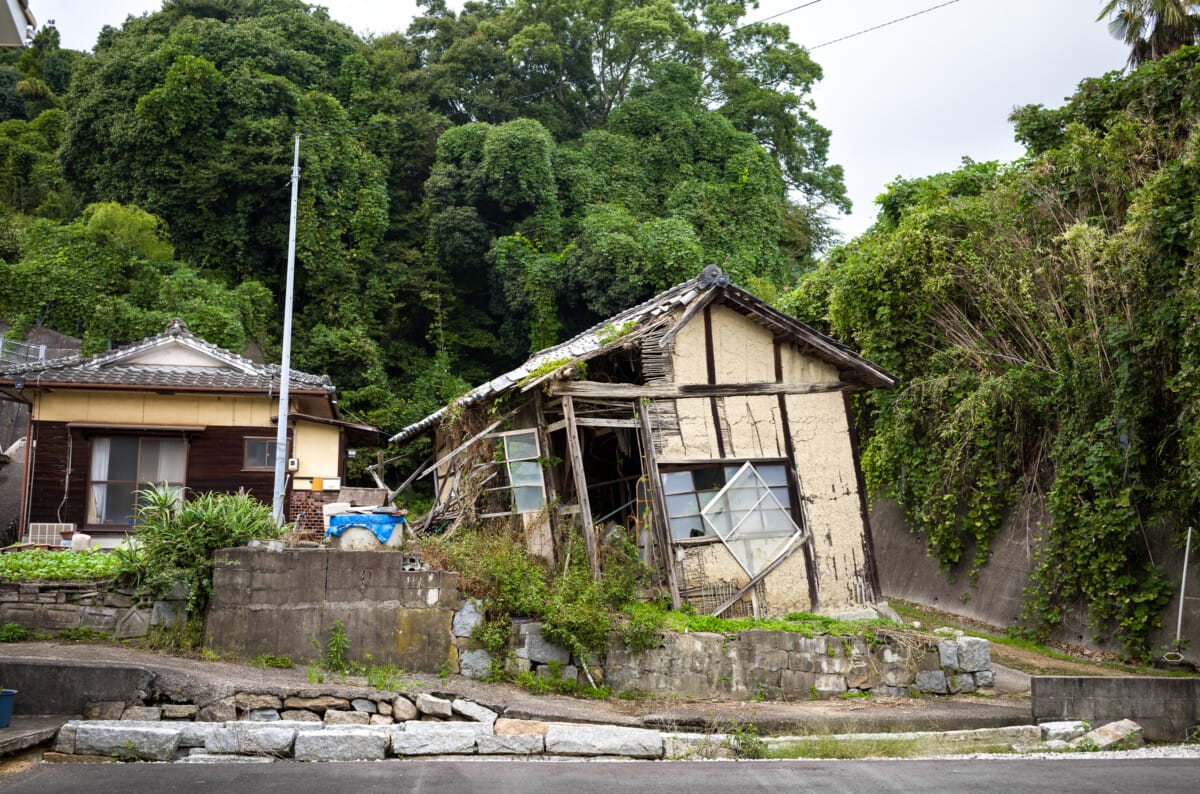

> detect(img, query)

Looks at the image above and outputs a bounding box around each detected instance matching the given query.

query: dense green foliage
[419,527,648,669]
[0,548,124,581]
[0,0,846,485]
[122,488,282,619]
[784,47,1200,658]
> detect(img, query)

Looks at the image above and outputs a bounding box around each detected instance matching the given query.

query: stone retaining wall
[1033,676,1200,742]
[0,580,183,639]
[606,630,993,699]
[204,548,463,673]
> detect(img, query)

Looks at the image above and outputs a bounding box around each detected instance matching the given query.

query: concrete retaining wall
[0,658,154,716]
[1032,676,1200,742]
[606,630,993,700]
[872,498,1200,664]
[204,548,461,673]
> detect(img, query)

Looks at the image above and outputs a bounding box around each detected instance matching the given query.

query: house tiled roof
[0,319,332,394]
[389,266,896,444]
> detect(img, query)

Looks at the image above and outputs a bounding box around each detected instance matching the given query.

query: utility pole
[272,133,301,525]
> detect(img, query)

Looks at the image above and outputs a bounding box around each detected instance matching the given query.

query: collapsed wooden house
[386,266,897,617]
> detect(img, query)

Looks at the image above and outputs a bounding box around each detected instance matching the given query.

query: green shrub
[0,622,30,642]
[130,487,283,619]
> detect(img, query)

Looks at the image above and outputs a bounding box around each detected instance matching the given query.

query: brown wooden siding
[27,422,285,527]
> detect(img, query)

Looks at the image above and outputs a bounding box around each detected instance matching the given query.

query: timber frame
[387,267,896,618]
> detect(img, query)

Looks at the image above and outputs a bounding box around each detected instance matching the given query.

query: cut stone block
[236,693,283,712]
[516,623,570,665]
[197,697,236,722]
[178,753,275,764]
[937,639,959,671]
[916,670,948,694]
[160,704,199,720]
[325,710,370,726]
[1040,720,1088,742]
[114,607,151,640]
[544,725,662,759]
[452,698,498,726]
[294,728,389,762]
[477,733,544,755]
[495,719,549,736]
[74,723,181,762]
[814,674,848,695]
[415,693,453,718]
[206,724,296,756]
[280,710,322,722]
[370,714,393,726]
[1072,719,1144,751]
[948,674,976,694]
[283,696,350,713]
[54,723,77,754]
[956,636,990,672]
[459,649,493,679]
[121,706,161,721]
[391,724,478,755]
[973,670,996,688]
[177,722,214,748]
[248,709,281,722]
[453,599,484,638]
[83,701,125,721]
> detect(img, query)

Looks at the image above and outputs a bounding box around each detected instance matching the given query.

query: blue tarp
[325,513,407,545]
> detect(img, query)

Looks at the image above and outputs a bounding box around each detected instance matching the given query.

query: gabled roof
[390,266,896,444]
[0,319,333,395]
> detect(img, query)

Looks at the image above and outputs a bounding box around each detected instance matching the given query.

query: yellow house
[0,319,378,544]
[388,266,897,618]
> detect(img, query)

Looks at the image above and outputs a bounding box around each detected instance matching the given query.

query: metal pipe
[1176,526,1192,648]
[272,133,301,525]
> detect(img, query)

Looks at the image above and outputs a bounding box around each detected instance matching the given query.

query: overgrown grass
[0,548,123,581]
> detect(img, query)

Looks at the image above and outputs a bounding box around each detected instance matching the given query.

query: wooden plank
[776,338,821,612]
[562,396,600,580]
[549,380,851,399]
[704,305,726,459]
[638,401,681,610]
[417,402,526,480]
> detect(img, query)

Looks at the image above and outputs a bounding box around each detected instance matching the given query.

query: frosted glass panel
[701,462,803,576]
[509,461,543,486]
[666,493,700,518]
[661,471,694,495]
[504,432,538,461]
[513,486,545,513]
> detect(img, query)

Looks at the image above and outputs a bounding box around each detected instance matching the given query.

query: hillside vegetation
[784,47,1200,658]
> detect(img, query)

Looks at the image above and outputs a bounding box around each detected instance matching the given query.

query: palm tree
[1098,0,1200,66]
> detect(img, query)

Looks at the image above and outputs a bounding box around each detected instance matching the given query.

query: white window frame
[480,429,547,517]
[659,459,797,542]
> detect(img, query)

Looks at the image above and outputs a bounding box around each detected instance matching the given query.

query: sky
[33,0,1131,239]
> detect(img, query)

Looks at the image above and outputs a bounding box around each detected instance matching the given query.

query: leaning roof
[0,319,333,394]
[390,266,896,444]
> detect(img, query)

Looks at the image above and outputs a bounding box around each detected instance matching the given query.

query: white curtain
[89,438,111,523]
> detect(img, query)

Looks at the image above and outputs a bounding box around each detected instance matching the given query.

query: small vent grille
[27,523,75,545]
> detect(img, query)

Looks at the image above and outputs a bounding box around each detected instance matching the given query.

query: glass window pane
[246,439,275,469]
[697,490,719,509]
[665,493,699,518]
[504,432,538,461]
[669,516,705,539]
[103,484,136,526]
[694,467,724,492]
[107,438,139,481]
[513,486,545,513]
[508,460,543,486]
[660,471,694,494]
[771,487,792,511]
[758,464,789,486]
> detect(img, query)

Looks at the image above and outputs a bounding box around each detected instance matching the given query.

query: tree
[1098,0,1200,66]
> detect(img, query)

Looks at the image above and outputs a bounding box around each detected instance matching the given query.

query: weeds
[248,653,294,669]
[0,622,30,642]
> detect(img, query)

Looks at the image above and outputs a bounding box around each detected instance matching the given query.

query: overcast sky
[35,0,1130,239]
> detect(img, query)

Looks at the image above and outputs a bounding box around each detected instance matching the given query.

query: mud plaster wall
[663,304,871,613]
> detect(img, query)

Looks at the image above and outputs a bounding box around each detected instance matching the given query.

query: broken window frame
[479,429,547,517]
[700,461,806,578]
[658,459,796,543]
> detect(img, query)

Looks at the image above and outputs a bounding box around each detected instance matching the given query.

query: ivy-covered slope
[784,47,1200,659]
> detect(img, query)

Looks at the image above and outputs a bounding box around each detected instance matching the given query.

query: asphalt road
[3,758,1198,793]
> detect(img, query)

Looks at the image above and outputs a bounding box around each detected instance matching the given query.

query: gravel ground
[920,744,1200,761]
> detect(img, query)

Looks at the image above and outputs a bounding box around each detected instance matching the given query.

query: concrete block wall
[1033,676,1200,742]
[606,630,992,700]
[204,548,461,673]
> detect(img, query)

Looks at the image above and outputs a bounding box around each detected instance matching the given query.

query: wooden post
[638,400,681,610]
[563,396,600,580]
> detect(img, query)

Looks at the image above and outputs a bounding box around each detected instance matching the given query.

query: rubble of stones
[50,691,664,763]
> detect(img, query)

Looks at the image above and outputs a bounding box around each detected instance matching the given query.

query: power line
[808,0,965,50]
[732,0,827,34]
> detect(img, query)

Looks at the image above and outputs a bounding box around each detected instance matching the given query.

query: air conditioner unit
[28,523,75,545]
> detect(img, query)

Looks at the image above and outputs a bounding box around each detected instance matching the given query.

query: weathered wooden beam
[709,532,805,619]
[547,417,642,433]
[639,400,681,610]
[549,380,851,399]
[657,286,718,348]
[417,402,526,480]
[563,396,601,580]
